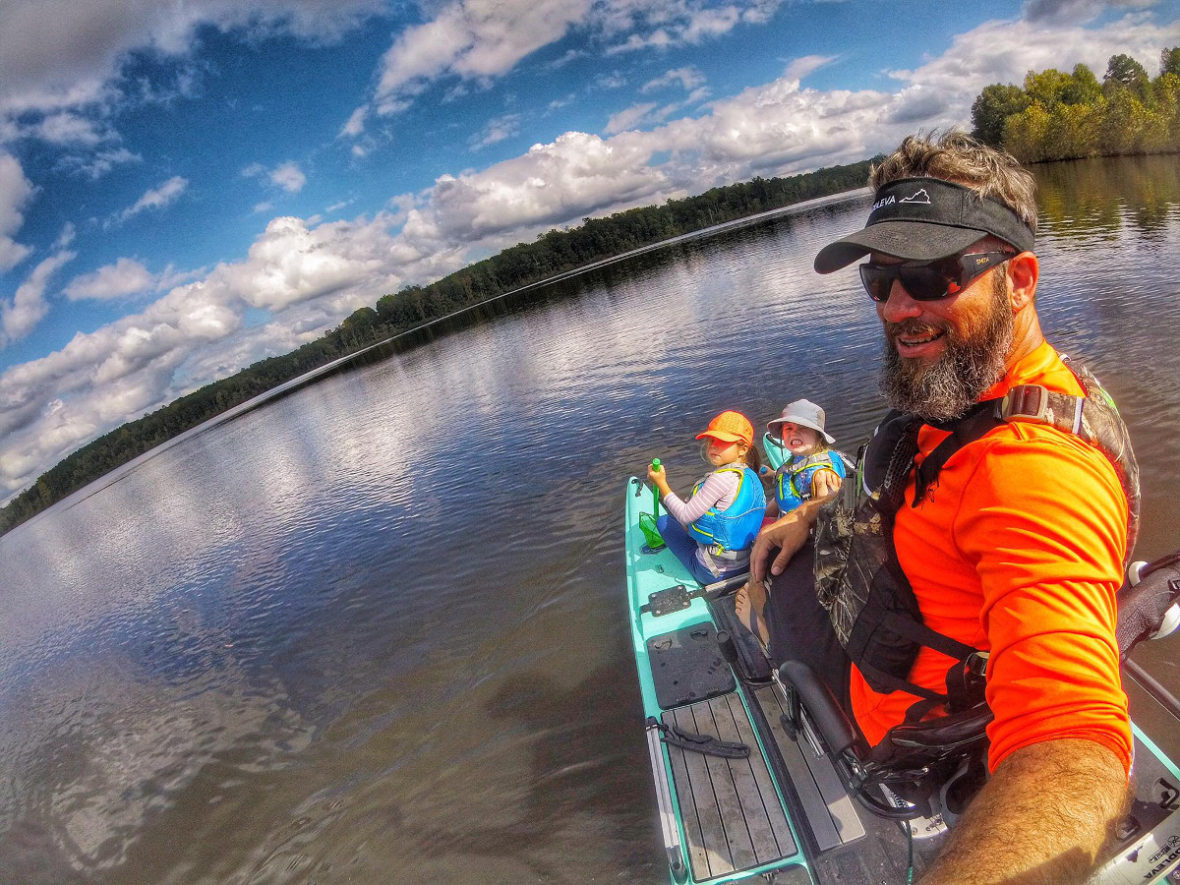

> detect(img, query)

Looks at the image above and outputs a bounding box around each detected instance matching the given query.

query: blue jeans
[656,515,745,585]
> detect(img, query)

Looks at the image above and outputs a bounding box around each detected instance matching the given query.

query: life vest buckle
[965,650,989,677]
[999,384,1049,424]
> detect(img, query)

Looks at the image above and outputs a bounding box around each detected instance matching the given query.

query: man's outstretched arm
[748,495,828,585]
[921,738,1129,884]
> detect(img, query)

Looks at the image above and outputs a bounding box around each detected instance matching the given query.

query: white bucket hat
[767,399,835,445]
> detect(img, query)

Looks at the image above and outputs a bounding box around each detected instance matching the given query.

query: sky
[0,0,1177,504]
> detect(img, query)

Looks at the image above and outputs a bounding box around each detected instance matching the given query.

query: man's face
[874,248,1014,422]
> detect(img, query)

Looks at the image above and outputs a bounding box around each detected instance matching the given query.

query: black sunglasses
[859,251,1015,303]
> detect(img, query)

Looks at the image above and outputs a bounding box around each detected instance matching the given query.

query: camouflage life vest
[811,360,1140,707]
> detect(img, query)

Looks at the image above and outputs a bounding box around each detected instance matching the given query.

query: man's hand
[921,739,1128,884]
[749,499,822,584]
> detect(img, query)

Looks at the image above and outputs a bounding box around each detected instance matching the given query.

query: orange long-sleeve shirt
[849,341,1132,773]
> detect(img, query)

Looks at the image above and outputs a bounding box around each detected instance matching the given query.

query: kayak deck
[625,474,1180,884]
[662,692,799,881]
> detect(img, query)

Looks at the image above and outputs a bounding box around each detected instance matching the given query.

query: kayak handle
[650,458,661,518]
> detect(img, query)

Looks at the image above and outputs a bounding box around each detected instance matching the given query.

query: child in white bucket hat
[763,399,846,520]
[735,399,847,649]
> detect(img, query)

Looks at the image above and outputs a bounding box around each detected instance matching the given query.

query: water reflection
[1036,155,1180,240]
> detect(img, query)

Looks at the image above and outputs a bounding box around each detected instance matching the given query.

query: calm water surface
[2,156,1179,883]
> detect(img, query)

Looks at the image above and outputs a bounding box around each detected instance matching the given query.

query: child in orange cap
[647,410,767,585]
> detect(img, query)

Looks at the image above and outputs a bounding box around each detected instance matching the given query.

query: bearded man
[746,131,1134,883]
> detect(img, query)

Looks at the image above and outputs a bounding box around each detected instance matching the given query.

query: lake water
[2,155,1179,883]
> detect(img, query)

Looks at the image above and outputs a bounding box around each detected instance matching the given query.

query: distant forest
[4,46,1178,536]
[0,158,876,535]
[971,48,1180,160]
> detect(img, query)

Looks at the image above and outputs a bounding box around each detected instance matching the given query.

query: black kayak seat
[779,660,859,757]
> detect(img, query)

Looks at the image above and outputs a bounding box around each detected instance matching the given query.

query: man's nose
[878,280,923,322]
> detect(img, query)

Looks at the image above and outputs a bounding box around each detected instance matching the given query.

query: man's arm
[921,738,1129,884]
[748,496,827,584]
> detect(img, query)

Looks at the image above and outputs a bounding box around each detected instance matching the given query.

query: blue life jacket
[776,450,847,514]
[687,465,766,553]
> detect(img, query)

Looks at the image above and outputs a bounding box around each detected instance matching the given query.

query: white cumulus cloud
[0,153,35,272]
[471,113,523,149]
[244,161,307,194]
[1,250,75,345]
[641,66,706,93]
[372,0,593,116]
[64,257,157,301]
[353,0,782,133]
[0,0,385,121]
[784,55,837,82]
[605,102,659,135]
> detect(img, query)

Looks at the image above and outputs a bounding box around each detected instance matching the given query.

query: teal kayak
[624,468,1180,884]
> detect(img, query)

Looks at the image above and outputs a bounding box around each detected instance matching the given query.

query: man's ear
[1007,251,1039,310]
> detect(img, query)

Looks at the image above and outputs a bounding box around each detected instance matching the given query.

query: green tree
[1160,47,1180,78]
[971,83,1030,146]
[1043,102,1099,160]
[1099,88,1151,153]
[1105,53,1152,102]
[1024,68,1074,108]
[1154,72,1180,150]
[1061,64,1103,106]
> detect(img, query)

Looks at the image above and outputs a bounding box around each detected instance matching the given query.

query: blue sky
[1,0,1177,502]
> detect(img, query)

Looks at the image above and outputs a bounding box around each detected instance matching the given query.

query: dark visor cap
[813,177,1036,274]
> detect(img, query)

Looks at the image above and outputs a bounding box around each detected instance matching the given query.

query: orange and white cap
[696,410,755,446]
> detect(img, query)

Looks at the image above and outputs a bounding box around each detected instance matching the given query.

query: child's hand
[647,462,666,485]
[811,469,843,500]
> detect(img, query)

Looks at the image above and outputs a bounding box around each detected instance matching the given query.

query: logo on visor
[871,187,933,214]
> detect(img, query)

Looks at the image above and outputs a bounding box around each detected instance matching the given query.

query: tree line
[972,47,1180,161]
[0,159,875,535]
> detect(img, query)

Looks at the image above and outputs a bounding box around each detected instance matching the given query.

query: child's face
[778,423,821,455]
[704,436,746,466]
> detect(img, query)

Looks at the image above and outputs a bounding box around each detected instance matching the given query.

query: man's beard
[879,274,1014,423]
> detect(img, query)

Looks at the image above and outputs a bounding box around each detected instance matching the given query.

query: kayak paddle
[639,458,666,550]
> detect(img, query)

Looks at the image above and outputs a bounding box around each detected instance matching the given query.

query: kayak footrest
[643,584,695,616]
[647,623,735,709]
[663,694,801,881]
[710,593,773,683]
